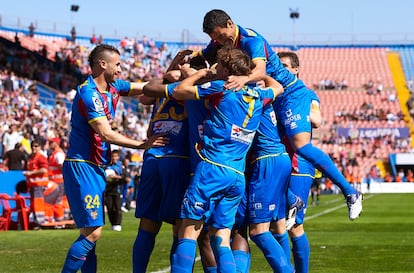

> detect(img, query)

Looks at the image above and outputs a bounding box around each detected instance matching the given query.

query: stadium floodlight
[289,8,300,49]
[70,5,79,12]
[290,9,300,19]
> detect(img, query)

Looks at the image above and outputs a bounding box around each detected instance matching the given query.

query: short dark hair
[203,9,231,34]
[88,44,120,67]
[277,51,300,68]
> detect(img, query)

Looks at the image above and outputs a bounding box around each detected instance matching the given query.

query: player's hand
[140,133,169,149]
[224,75,249,91]
[167,49,194,71]
[164,70,181,82]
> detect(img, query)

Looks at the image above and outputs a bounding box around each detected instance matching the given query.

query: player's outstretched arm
[174,68,216,100]
[90,118,168,149]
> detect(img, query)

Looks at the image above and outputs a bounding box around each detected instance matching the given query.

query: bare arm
[310,101,322,128]
[143,79,168,98]
[263,75,284,98]
[90,118,168,149]
[173,68,215,100]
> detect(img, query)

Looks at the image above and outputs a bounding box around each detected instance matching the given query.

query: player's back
[199,81,274,172]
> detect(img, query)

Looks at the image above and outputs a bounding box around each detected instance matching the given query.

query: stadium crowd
[1,29,413,217]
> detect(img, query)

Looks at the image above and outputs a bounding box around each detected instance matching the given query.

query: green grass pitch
[1,193,414,272]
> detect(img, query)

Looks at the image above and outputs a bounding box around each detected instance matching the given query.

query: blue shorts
[248,153,291,224]
[63,161,106,228]
[181,160,245,229]
[135,155,190,224]
[274,87,313,138]
[233,191,248,230]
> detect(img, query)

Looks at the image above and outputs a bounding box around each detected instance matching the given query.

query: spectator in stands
[406,169,414,182]
[90,34,97,45]
[337,78,348,90]
[384,172,394,183]
[376,81,383,95]
[3,142,27,170]
[407,78,414,92]
[2,124,22,154]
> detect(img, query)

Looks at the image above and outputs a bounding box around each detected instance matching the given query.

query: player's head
[88,44,121,83]
[277,51,300,77]
[216,46,254,77]
[111,149,120,163]
[203,9,237,46]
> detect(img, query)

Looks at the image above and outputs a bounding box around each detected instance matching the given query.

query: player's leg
[62,161,105,273]
[133,155,163,273]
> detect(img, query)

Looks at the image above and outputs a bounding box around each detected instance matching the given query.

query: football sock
[81,245,97,273]
[296,143,356,196]
[170,235,178,265]
[291,233,310,273]
[210,235,236,273]
[171,238,197,273]
[61,235,95,273]
[203,266,218,273]
[250,231,293,273]
[273,231,291,266]
[132,228,156,273]
[232,250,250,273]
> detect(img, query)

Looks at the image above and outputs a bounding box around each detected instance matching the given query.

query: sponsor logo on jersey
[230,124,255,144]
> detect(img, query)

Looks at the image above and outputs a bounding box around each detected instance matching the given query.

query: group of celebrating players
[59,9,363,273]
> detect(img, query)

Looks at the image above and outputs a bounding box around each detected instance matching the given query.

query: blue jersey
[167,83,209,172]
[251,104,286,159]
[145,82,189,158]
[195,80,277,173]
[202,25,298,89]
[66,75,131,166]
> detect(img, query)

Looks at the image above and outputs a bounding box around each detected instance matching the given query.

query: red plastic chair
[0,194,30,231]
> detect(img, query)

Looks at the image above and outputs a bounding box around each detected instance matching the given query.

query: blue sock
[232,250,250,273]
[210,235,236,273]
[204,266,217,273]
[170,235,178,265]
[291,233,310,273]
[250,232,293,273]
[81,245,97,273]
[296,143,356,196]
[171,238,197,273]
[132,228,156,273]
[61,235,95,273]
[273,232,291,266]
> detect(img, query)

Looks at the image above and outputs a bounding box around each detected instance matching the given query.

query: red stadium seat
[0,194,31,231]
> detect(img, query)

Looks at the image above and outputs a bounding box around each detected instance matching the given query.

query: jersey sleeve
[196,80,224,99]
[166,82,180,98]
[112,79,132,96]
[80,88,107,123]
[242,33,267,62]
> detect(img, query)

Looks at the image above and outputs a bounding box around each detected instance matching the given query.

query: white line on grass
[306,194,373,221]
[151,194,373,272]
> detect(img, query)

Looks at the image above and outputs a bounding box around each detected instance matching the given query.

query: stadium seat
[0,194,30,231]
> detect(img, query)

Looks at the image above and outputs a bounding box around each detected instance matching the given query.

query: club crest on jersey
[230,124,255,144]
[92,93,104,113]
